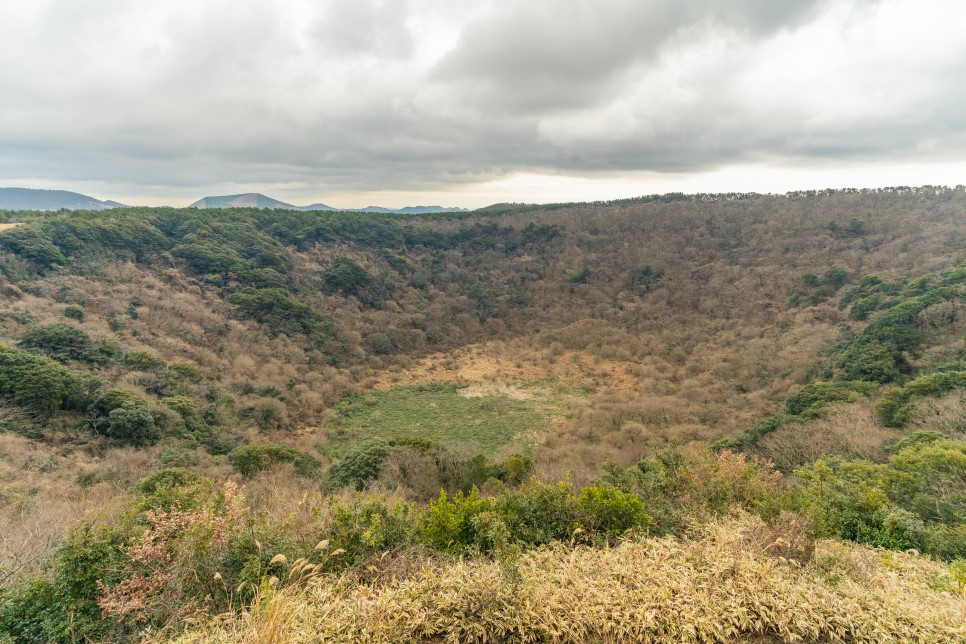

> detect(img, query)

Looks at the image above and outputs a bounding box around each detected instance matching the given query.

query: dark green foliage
[788,267,849,306]
[826,218,866,237]
[0,345,92,416]
[323,257,374,298]
[568,265,591,285]
[0,225,66,267]
[875,371,966,427]
[327,441,391,490]
[229,288,333,339]
[62,305,84,321]
[101,401,160,446]
[833,264,966,383]
[784,381,877,417]
[228,443,323,479]
[124,351,165,371]
[88,390,159,445]
[838,341,904,383]
[630,265,663,293]
[18,323,92,363]
[88,388,143,418]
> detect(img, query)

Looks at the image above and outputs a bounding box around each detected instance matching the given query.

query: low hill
[188,193,299,209]
[188,193,468,213]
[0,187,123,211]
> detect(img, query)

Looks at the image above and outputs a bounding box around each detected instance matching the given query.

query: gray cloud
[0,0,964,204]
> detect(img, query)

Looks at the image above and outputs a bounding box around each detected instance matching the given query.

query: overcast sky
[1,0,965,208]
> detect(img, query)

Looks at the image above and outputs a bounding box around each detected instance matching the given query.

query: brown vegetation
[176,513,966,643]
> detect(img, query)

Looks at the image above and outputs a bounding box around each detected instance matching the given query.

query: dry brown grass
[756,403,905,471]
[0,431,134,587]
[177,513,966,643]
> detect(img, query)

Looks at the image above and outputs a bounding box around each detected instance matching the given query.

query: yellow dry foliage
[176,514,965,643]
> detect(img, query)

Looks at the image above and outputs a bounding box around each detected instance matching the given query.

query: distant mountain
[188,193,468,214]
[0,187,121,211]
[392,206,469,214]
[188,193,299,210]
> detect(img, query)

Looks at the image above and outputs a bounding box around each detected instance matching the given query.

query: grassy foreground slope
[179,515,965,643]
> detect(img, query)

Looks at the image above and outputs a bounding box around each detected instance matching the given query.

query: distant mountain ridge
[189,192,468,214]
[187,193,300,210]
[0,188,126,211]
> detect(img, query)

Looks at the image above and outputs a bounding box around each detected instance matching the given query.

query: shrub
[323,257,374,298]
[124,351,165,371]
[784,381,877,417]
[325,497,416,566]
[630,265,663,292]
[88,388,143,418]
[0,345,92,416]
[169,362,202,382]
[228,443,322,479]
[63,305,85,321]
[575,485,650,542]
[0,225,66,267]
[793,438,966,559]
[876,371,966,427]
[102,402,160,446]
[18,323,92,363]
[419,488,495,554]
[495,481,579,545]
[162,395,201,423]
[327,441,391,490]
[229,288,333,339]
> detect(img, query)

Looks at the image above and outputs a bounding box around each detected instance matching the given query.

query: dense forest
[1,187,965,641]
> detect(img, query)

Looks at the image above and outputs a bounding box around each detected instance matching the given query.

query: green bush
[575,484,650,542]
[327,441,391,490]
[0,345,92,416]
[325,497,416,566]
[876,371,966,427]
[228,443,322,479]
[169,362,202,382]
[784,381,877,417]
[793,438,966,559]
[419,487,495,554]
[495,481,578,545]
[229,288,333,339]
[101,401,159,446]
[323,257,375,298]
[88,388,143,418]
[124,351,165,371]
[63,305,84,321]
[0,225,66,267]
[630,265,663,292]
[18,323,92,363]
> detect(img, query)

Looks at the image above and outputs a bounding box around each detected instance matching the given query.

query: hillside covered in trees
[1,187,966,642]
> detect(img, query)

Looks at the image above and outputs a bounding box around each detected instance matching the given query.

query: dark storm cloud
[0,0,964,203]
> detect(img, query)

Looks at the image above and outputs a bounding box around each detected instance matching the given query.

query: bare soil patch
[372,341,640,393]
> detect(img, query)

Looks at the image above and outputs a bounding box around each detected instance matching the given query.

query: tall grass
[178,513,966,643]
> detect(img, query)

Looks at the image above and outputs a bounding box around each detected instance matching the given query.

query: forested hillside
[1,187,966,642]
